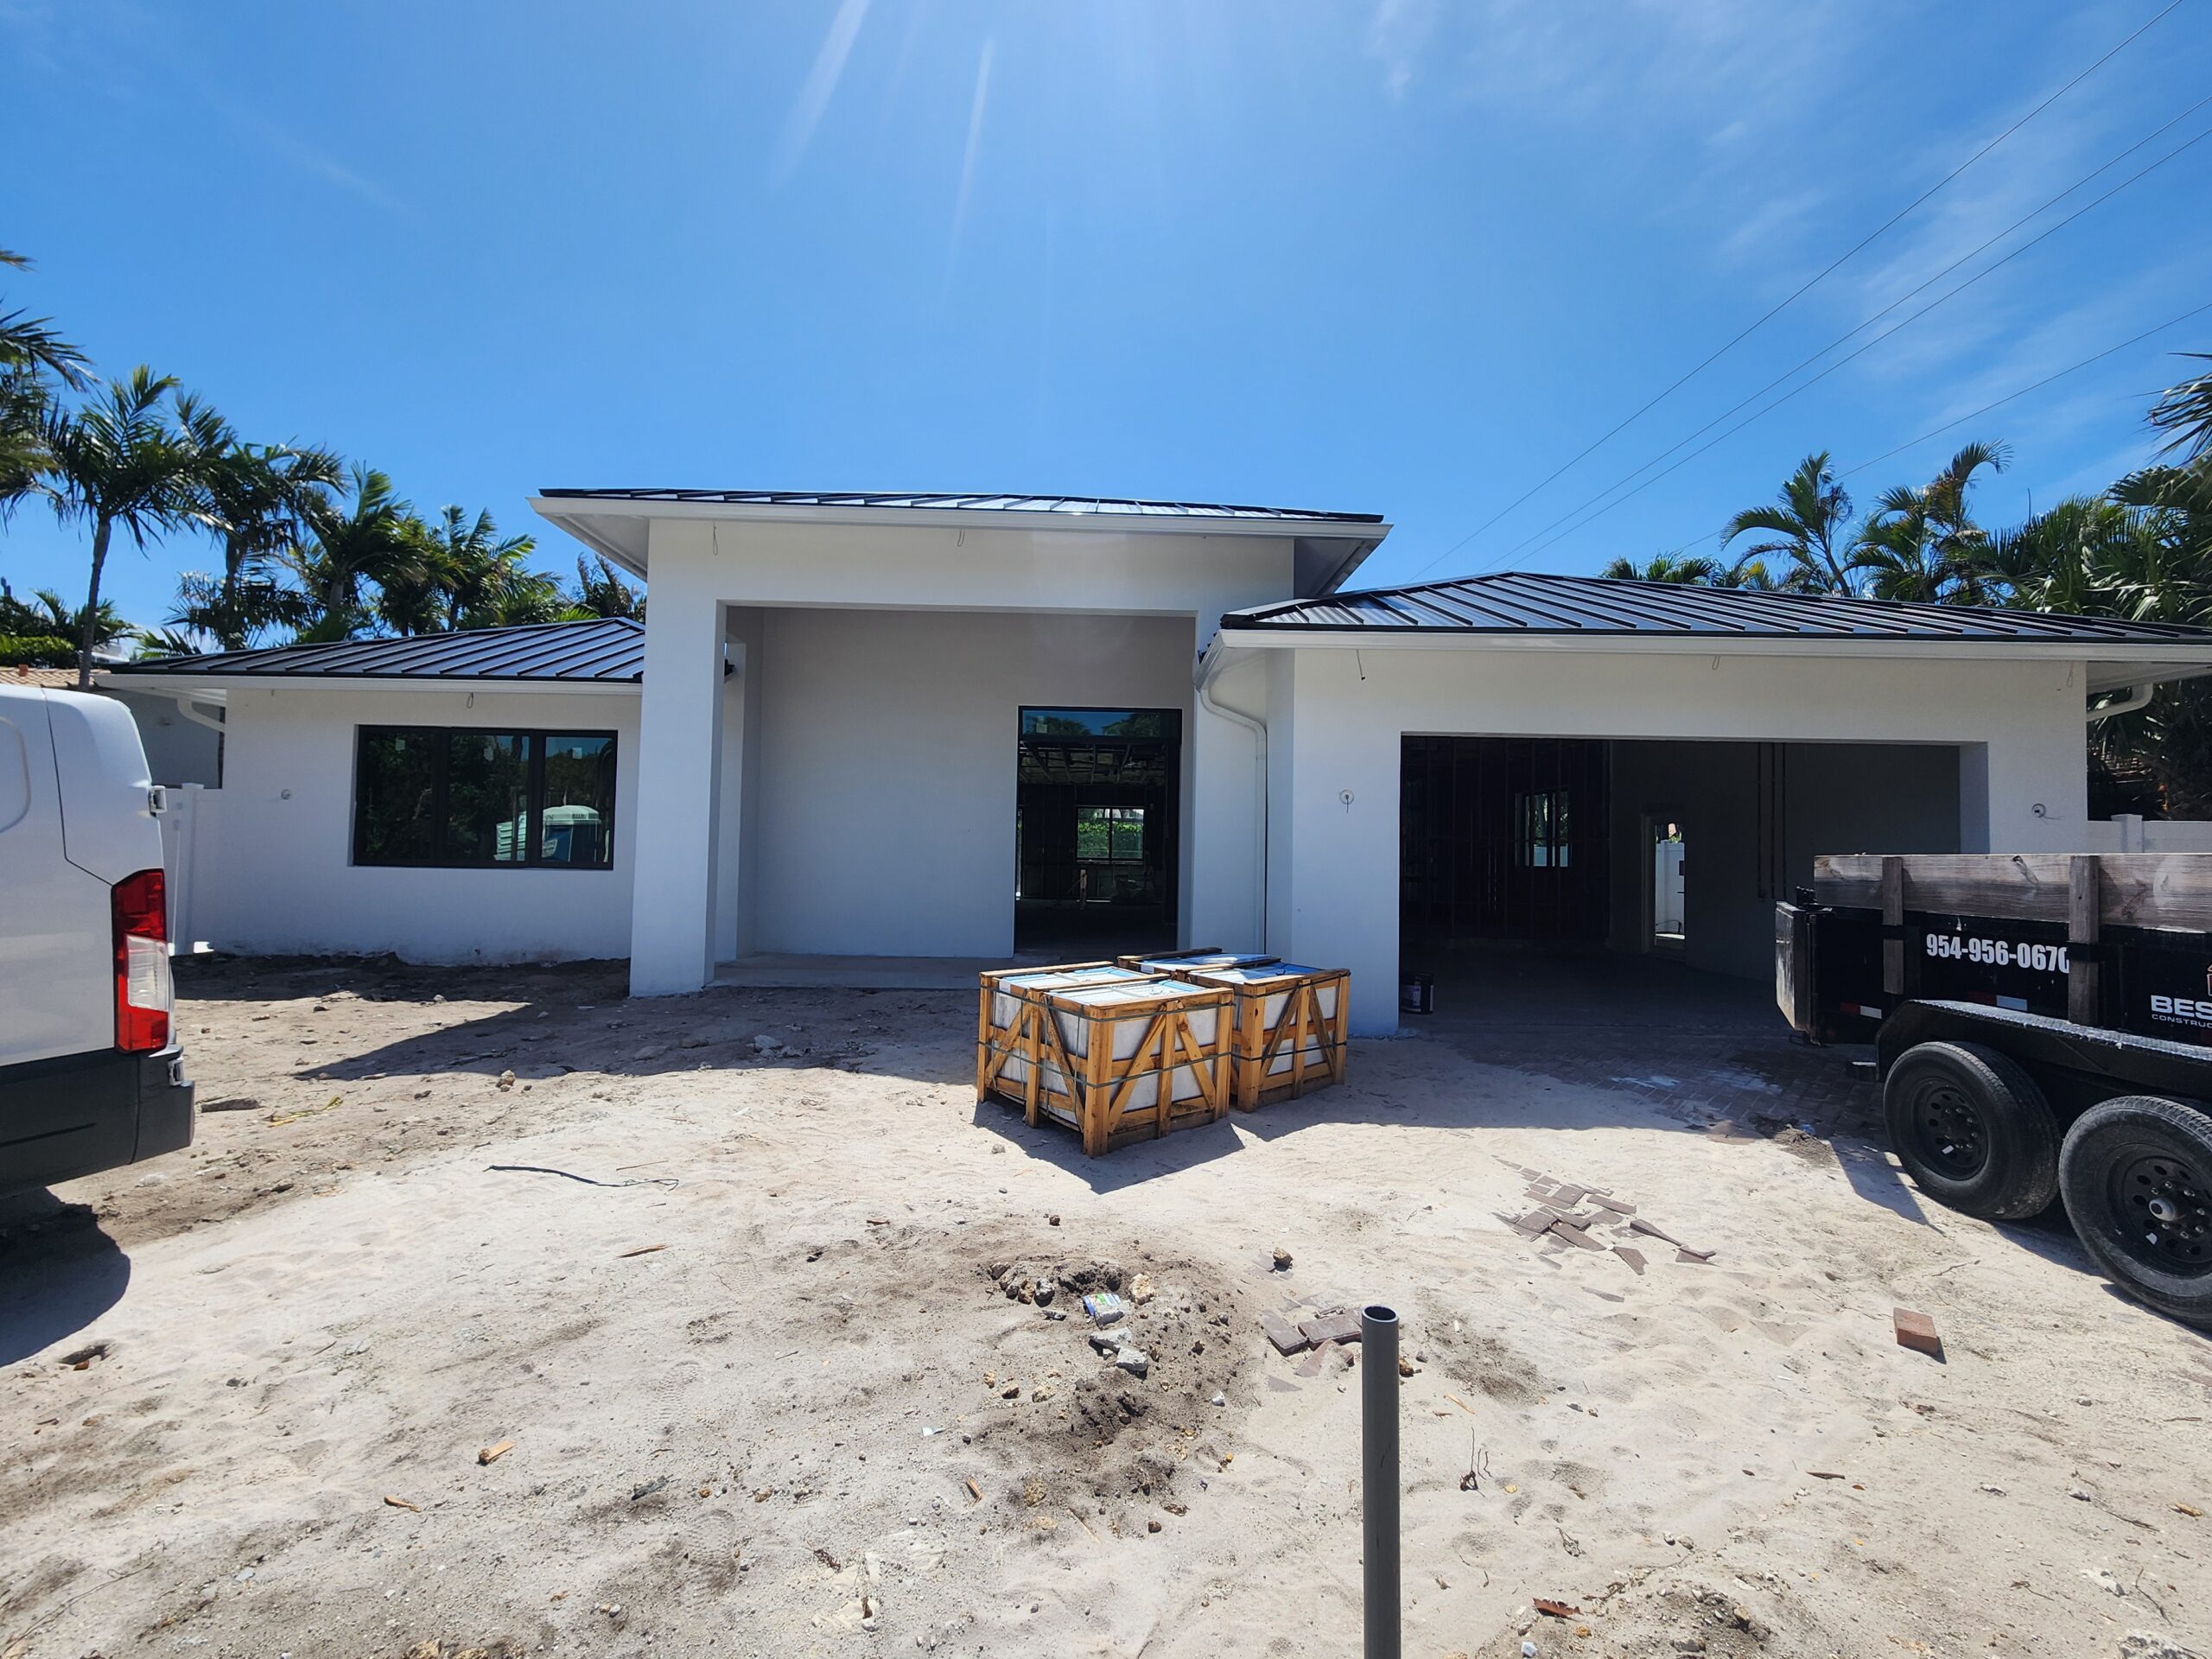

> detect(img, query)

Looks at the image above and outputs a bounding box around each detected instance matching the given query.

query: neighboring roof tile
[106,617,648,683]
[537,487,1383,524]
[1224,570,2212,645]
[3,665,94,689]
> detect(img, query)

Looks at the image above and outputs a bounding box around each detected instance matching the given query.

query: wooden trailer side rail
[1815,852,2212,932]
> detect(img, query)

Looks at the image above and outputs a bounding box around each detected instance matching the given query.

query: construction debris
[1497,1167,1714,1272]
[1894,1307,1944,1360]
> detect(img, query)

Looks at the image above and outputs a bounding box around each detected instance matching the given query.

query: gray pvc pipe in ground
[1362,1303,1400,1659]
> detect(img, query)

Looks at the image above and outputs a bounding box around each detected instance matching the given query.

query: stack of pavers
[1498,1161,1718,1275]
[976,948,1351,1154]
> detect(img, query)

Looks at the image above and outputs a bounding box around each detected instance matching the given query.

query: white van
[0,682,195,1192]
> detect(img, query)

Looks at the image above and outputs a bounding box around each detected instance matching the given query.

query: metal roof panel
[107,618,649,683]
[1225,571,2212,645]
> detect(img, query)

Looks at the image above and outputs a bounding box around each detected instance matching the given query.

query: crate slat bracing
[976,968,1233,1155]
[1190,962,1350,1109]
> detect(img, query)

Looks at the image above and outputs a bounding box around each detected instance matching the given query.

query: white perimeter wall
[199,683,639,963]
[747,607,1196,958]
[1263,645,2091,1033]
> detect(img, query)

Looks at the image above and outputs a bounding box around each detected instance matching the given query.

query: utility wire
[1403,0,2190,582]
[1623,298,2212,568]
[1485,99,2212,568]
[1508,119,2212,564]
[1834,301,2212,481]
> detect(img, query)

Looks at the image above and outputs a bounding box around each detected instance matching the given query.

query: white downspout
[1195,644,1269,953]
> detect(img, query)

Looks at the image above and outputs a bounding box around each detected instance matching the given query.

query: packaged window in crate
[1189,962,1350,1109]
[976,963,1146,1099]
[977,973,1233,1155]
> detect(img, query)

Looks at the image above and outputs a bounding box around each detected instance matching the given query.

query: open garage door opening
[1400,735,1964,1020]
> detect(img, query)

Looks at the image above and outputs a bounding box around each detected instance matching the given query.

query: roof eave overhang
[1205,626,2212,696]
[110,673,643,699]
[531,494,1389,583]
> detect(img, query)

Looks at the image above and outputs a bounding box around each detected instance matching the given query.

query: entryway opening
[1014,707,1179,957]
[1646,811,1686,953]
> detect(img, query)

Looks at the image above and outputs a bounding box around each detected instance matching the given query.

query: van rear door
[0,689,116,1066]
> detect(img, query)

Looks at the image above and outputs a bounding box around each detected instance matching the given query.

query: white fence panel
[159,783,220,952]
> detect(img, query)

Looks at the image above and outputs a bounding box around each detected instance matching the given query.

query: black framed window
[353,727,617,869]
[1074,804,1146,862]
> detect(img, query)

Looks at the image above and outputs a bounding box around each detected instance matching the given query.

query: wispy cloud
[221,102,405,214]
[946,38,995,275]
[772,0,873,184]
[1364,0,1438,101]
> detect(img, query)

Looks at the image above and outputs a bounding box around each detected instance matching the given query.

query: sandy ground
[2,955,2209,1659]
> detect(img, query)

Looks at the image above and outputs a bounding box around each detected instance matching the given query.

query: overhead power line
[1405,0,2190,582]
[1485,103,2212,567]
[1621,298,2212,567]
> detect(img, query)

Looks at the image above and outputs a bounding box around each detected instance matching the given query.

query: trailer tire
[1883,1041,2060,1221]
[2059,1096,2212,1328]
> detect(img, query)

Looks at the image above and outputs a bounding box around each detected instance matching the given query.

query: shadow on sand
[0,1193,131,1366]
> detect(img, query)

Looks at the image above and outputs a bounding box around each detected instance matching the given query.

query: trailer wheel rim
[1909,1080,1989,1181]
[2109,1150,2212,1274]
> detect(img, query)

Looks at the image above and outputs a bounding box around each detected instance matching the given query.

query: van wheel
[1882,1041,2060,1221]
[2060,1096,2212,1328]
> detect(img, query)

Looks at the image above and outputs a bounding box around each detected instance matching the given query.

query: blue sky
[3,0,2209,628]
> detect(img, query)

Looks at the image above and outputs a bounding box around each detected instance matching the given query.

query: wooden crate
[976,963,1146,1075]
[976,974,1233,1155]
[1113,949,1278,974]
[1190,963,1349,1109]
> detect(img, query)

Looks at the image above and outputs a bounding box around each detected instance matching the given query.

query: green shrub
[0,634,79,668]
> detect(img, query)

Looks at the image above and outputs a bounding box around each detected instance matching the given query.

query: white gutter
[1194,645,1269,952]
[2087,685,2152,721]
[166,693,226,734]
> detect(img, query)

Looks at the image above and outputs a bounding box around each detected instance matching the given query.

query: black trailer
[1777,851,2212,1327]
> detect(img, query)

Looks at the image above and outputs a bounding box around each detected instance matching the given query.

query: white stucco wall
[199,683,640,963]
[628,516,1300,989]
[749,607,1197,958]
[1258,644,2090,1034]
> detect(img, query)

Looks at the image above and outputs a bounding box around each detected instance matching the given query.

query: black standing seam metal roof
[106,617,651,683]
[537,487,1385,525]
[1222,571,2212,645]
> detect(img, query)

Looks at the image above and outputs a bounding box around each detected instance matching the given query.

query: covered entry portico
[528,490,1390,996]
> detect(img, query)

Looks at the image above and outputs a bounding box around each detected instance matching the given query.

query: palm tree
[0,585,130,649]
[572,555,645,620]
[1849,442,2007,605]
[176,397,342,649]
[0,251,90,386]
[0,250,88,519]
[40,367,202,684]
[2148,353,2212,461]
[282,465,417,640]
[1917,441,2010,601]
[1720,452,1858,594]
[1600,551,1724,584]
[373,504,557,633]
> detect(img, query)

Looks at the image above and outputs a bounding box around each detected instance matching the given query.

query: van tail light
[112,867,172,1053]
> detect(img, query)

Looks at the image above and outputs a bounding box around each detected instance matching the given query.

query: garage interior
[1399,735,1964,1012]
